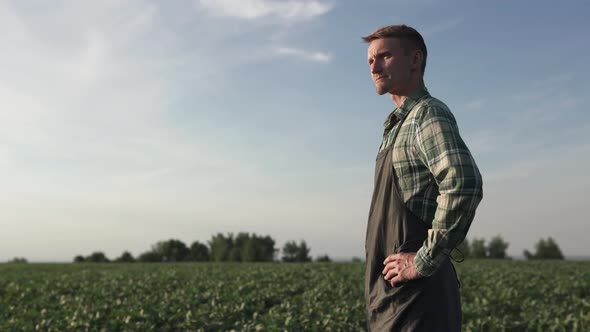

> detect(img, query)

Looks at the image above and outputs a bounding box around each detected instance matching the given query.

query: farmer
[363,24,483,331]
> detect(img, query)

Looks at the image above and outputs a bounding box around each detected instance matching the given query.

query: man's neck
[390,94,408,108]
[390,81,425,108]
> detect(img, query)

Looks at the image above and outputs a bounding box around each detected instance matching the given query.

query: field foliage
[0,260,588,331]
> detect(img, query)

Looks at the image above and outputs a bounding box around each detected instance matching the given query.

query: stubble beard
[374,80,390,95]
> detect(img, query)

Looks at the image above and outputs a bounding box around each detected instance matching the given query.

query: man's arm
[412,103,483,277]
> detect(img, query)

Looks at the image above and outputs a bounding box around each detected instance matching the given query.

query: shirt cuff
[414,246,450,277]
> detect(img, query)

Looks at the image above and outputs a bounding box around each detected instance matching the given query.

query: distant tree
[115,251,136,263]
[205,233,277,262]
[131,233,276,263]
[351,257,363,263]
[487,235,510,259]
[137,250,162,262]
[524,237,564,260]
[296,241,311,262]
[282,241,299,262]
[282,240,311,262]
[470,238,487,259]
[232,232,250,261]
[73,255,85,263]
[315,254,332,262]
[209,233,233,262]
[536,237,564,259]
[256,235,278,262]
[8,257,27,263]
[241,234,277,262]
[152,239,190,262]
[85,251,109,263]
[188,241,210,262]
[242,236,258,262]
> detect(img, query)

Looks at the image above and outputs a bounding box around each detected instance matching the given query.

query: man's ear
[412,50,424,72]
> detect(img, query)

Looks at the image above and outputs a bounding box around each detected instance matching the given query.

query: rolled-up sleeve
[412,104,483,277]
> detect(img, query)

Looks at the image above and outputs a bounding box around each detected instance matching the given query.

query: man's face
[367,38,413,95]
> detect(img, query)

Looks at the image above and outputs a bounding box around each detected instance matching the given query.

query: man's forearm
[414,191,483,276]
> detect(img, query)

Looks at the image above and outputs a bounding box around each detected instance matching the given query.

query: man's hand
[382,252,422,287]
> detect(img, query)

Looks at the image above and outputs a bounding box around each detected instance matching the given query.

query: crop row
[0,260,588,331]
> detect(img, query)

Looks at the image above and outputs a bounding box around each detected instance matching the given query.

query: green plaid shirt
[379,87,483,277]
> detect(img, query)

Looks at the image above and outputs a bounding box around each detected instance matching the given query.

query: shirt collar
[383,87,430,131]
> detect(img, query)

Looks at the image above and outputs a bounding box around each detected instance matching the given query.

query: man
[363,24,483,331]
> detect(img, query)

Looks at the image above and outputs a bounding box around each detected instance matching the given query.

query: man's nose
[371,61,382,74]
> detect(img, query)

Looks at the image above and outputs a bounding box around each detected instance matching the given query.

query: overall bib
[365,106,461,332]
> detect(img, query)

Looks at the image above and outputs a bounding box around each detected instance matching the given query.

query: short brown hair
[362,24,427,75]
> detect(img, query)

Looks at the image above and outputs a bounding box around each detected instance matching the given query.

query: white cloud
[0,1,346,262]
[0,2,247,196]
[274,47,332,63]
[197,0,333,21]
[192,0,335,67]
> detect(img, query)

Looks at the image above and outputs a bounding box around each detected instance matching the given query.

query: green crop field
[1,260,588,331]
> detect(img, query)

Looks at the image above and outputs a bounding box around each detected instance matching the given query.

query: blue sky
[1,0,589,261]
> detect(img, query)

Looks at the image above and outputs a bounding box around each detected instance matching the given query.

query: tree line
[73,232,331,263]
[5,234,567,264]
[456,235,564,260]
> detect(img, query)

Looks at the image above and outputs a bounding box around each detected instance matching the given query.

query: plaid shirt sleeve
[412,103,483,277]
